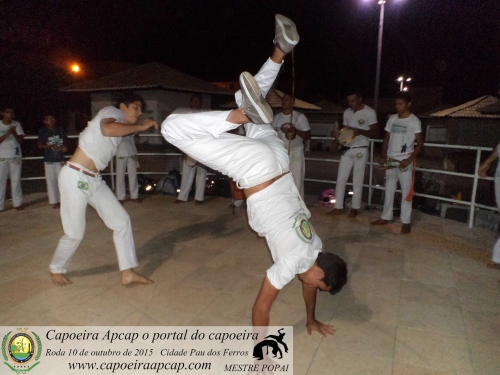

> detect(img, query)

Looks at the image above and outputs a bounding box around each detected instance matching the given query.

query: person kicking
[50,93,157,286]
[161,15,347,335]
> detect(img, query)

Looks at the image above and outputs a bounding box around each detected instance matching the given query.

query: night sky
[2,0,500,116]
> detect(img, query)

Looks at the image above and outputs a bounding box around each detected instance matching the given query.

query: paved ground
[1,192,499,375]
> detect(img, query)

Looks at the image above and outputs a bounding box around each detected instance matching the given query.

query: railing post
[110,157,115,191]
[469,149,481,228]
[368,140,374,206]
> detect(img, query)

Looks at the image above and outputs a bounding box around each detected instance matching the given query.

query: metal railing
[306,136,497,228]
[18,134,498,228]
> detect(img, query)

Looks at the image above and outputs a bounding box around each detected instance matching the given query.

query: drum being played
[337,127,356,146]
[184,155,198,167]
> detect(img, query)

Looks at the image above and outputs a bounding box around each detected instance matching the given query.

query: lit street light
[368,0,405,110]
[70,64,81,74]
[373,0,386,111]
[397,76,411,91]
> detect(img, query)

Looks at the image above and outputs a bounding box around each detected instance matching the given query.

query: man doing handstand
[161,15,347,335]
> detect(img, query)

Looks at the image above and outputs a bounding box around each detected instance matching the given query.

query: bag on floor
[157,168,180,196]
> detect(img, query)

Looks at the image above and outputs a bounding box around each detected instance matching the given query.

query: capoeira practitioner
[272,93,311,199]
[0,106,24,212]
[479,142,500,271]
[49,93,157,286]
[115,134,140,204]
[371,91,423,234]
[328,90,378,218]
[174,94,208,205]
[162,15,347,334]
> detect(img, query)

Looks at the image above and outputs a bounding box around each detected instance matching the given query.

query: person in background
[38,113,68,209]
[174,94,208,205]
[272,93,311,198]
[0,106,24,212]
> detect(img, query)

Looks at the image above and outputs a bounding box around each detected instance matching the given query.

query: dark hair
[0,105,14,112]
[346,88,363,98]
[395,91,411,103]
[191,94,202,101]
[316,252,348,295]
[115,92,146,111]
[43,113,55,119]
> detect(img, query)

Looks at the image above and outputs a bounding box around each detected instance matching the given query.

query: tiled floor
[1,193,499,375]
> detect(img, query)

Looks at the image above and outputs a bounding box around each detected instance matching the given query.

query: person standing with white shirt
[49,92,157,287]
[174,94,208,205]
[328,90,378,218]
[115,133,140,204]
[0,106,25,212]
[371,91,423,234]
[272,93,311,198]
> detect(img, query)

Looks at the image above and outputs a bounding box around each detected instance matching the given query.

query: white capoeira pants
[44,162,63,204]
[162,58,289,189]
[289,147,305,199]
[177,160,207,202]
[335,147,368,210]
[0,157,23,211]
[381,161,413,224]
[115,155,139,200]
[50,164,139,274]
[492,176,500,263]
[161,59,321,290]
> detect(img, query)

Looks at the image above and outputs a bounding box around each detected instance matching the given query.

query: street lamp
[70,64,81,74]
[369,0,405,110]
[372,0,386,111]
[397,76,411,91]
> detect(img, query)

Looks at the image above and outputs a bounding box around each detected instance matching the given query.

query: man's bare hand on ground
[306,319,336,336]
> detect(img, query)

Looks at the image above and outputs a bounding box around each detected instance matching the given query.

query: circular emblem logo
[358,119,365,125]
[299,219,313,241]
[8,333,35,364]
[356,152,363,159]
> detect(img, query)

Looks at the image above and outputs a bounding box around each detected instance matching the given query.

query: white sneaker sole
[239,72,273,124]
[275,14,299,46]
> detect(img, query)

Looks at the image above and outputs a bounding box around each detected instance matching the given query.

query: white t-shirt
[272,111,310,151]
[78,106,124,171]
[343,105,377,147]
[0,120,24,158]
[115,135,137,157]
[246,174,321,289]
[385,113,422,160]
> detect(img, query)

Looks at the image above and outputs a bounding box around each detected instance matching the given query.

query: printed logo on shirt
[293,213,313,243]
[391,123,407,134]
[358,119,365,125]
[77,181,89,191]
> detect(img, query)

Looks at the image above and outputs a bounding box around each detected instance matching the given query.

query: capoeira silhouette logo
[252,328,289,360]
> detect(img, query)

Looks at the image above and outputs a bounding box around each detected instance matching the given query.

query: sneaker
[274,14,300,54]
[239,72,273,124]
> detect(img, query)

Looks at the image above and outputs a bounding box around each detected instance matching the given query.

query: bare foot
[121,269,154,286]
[50,272,73,286]
[487,261,500,270]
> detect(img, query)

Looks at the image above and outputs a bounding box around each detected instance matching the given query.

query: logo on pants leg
[77,181,89,190]
[356,152,363,159]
